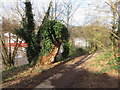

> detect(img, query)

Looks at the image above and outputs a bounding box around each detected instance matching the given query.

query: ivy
[14,1,40,64]
[40,20,69,57]
[15,1,70,64]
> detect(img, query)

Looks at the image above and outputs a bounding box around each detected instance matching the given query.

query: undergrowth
[90,52,119,74]
[2,64,31,82]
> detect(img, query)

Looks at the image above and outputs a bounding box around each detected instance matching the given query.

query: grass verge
[89,51,119,75]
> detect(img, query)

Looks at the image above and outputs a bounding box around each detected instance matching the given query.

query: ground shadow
[2,53,119,89]
[49,70,119,88]
[2,48,87,82]
[49,59,119,88]
[2,64,34,82]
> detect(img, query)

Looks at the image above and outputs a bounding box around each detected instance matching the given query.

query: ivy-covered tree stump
[39,20,69,64]
[15,1,69,64]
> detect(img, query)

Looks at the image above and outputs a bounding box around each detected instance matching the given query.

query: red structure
[7,43,28,47]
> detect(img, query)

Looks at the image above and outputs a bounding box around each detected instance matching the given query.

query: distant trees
[2,17,20,33]
[69,0,120,55]
[69,22,111,52]
[83,24,111,51]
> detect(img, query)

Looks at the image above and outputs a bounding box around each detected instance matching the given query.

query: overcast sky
[0,0,114,26]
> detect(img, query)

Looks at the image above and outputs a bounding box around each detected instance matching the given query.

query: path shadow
[49,69,119,88]
[49,53,119,88]
[2,53,119,89]
[2,49,89,83]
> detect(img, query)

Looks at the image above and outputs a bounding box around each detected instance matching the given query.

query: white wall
[73,38,90,48]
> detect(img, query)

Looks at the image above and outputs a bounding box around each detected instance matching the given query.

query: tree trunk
[40,43,60,65]
[118,39,120,56]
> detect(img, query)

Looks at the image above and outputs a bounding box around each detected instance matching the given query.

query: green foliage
[117,57,120,62]
[15,1,69,63]
[1,1,37,67]
[68,46,89,59]
[39,21,54,56]
[24,1,35,31]
[91,52,119,74]
[40,38,53,56]
[62,41,70,58]
[53,21,69,41]
[14,1,40,64]
[15,28,40,63]
[40,20,69,56]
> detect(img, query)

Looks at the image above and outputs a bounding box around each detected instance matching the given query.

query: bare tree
[107,0,120,57]
[0,1,24,68]
[1,17,22,69]
[61,0,83,28]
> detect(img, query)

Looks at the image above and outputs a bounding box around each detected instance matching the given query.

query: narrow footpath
[34,53,118,88]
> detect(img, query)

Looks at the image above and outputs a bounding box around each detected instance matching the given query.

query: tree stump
[40,44,59,65]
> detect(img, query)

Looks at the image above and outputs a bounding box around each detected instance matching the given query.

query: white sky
[0,0,115,26]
